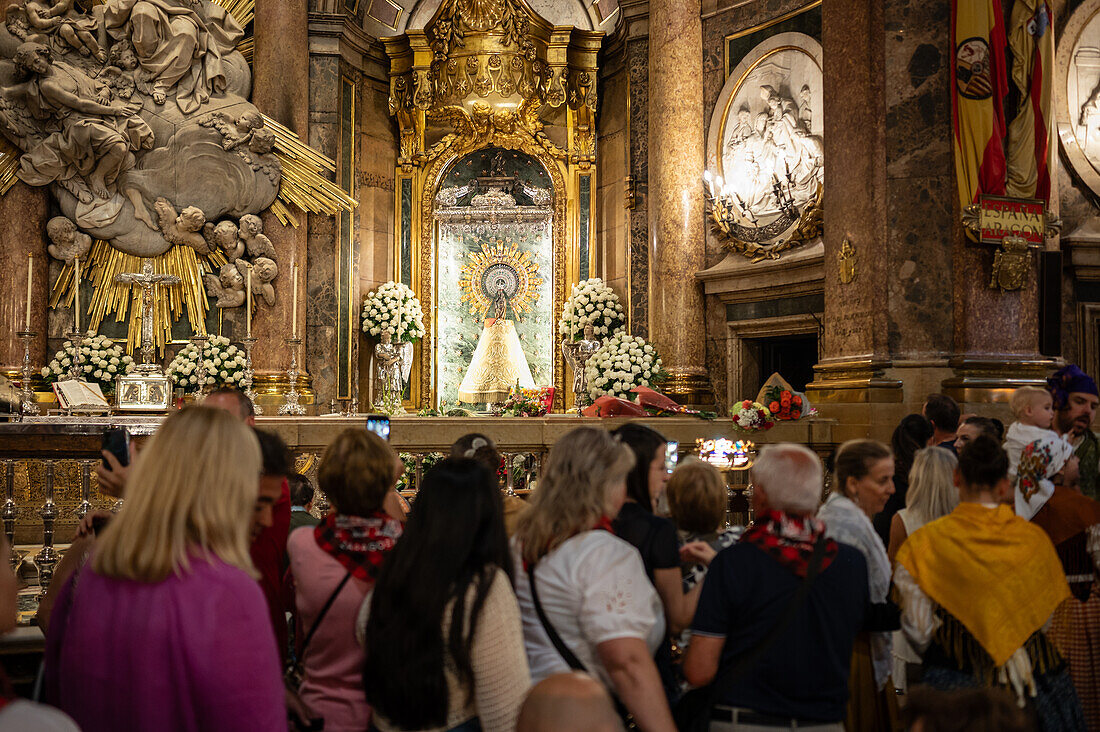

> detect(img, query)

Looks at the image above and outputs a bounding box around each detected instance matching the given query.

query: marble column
[647,0,711,406]
[0,183,49,388]
[251,0,311,408]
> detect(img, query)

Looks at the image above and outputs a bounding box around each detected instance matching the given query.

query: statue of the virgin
[457,279,535,405]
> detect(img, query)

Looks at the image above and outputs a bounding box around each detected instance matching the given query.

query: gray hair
[750,443,823,515]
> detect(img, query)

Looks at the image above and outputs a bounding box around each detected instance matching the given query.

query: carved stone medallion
[1057,0,1100,201]
[707,33,823,261]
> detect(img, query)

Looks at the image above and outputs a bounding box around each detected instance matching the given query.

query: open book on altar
[52,380,110,412]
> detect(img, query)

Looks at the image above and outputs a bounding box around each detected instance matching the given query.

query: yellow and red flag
[1005,0,1054,202]
[953,0,1009,208]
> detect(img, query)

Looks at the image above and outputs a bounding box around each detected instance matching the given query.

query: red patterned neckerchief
[741,509,838,577]
[314,511,403,581]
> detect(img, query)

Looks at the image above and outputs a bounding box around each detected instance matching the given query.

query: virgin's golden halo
[458,240,542,318]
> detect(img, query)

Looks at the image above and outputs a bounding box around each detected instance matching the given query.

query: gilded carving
[839,239,856,284]
[990,236,1031,291]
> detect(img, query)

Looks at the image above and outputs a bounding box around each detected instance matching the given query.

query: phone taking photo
[664,441,679,474]
[102,427,131,470]
[366,415,391,441]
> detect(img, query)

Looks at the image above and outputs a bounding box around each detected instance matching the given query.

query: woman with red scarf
[512,427,676,731]
[287,428,403,732]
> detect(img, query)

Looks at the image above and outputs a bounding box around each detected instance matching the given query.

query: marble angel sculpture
[203,220,243,260]
[237,214,275,259]
[2,42,153,207]
[20,0,106,62]
[153,198,209,254]
[249,256,278,307]
[202,260,246,308]
[45,215,91,263]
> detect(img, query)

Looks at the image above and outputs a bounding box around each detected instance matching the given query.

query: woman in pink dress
[44,406,286,732]
[287,428,403,731]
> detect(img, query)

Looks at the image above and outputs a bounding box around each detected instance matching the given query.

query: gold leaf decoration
[458,240,541,318]
[264,114,358,226]
[211,0,255,28]
[0,139,19,196]
[49,242,227,356]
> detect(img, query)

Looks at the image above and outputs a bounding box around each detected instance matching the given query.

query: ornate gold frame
[383,0,602,411]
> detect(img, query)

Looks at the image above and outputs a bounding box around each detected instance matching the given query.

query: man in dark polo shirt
[683,443,868,731]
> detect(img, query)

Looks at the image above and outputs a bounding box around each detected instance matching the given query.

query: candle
[246,263,252,337]
[291,264,298,338]
[73,257,81,334]
[24,253,33,331]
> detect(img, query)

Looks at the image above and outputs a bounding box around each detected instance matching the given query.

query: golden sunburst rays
[458,241,542,318]
[263,115,358,227]
[49,242,227,356]
[0,139,19,197]
[211,0,255,27]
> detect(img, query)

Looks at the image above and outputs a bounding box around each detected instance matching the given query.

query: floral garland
[559,277,626,341]
[584,331,664,400]
[167,336,247,393]
[361,281,425,343]
[41,334,133,394]
[732,400,775,432]
[492,386,550,417]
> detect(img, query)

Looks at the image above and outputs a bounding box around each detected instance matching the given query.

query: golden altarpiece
[383,0,602,411]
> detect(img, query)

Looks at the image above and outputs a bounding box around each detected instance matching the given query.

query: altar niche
[434,148,555,410]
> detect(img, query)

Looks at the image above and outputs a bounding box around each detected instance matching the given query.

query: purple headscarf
[1047,364,1099,411]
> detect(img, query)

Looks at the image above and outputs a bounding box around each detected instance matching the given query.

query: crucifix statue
[115,259,181,369]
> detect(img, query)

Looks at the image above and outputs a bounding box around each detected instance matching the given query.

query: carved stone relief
[1058,0,1100,202]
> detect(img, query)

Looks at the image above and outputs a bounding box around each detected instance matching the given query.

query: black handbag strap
[526,562,634,726]
[709,534,828,688]
[299,571,353,657]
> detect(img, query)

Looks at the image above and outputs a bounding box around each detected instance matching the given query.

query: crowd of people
[0,364,1098,731]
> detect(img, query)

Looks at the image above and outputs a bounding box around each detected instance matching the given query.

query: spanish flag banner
[1005,0,1054,203]
[953,0,1009,209]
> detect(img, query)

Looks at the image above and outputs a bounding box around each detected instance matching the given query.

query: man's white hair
[750,443,823,515]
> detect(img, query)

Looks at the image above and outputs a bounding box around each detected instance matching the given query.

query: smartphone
[366,414,390,441]
[102,427,131,469]
[664,441,679,474]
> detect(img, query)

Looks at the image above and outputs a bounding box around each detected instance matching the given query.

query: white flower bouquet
[361,281,425,343]
[584,331,665,400]
[40,333,133,394]
[559,278,626,341]
[167,335,247,393]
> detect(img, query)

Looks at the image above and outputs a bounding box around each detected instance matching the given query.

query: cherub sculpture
[24,0,106,63]
[96,39,139,100]
[223,110,265,151]
[238,214,275,259]
[154,198,209,255]
[202,220,242,260]
[45,215,91,263]
[244,256,277,306]
[203,261,246,308]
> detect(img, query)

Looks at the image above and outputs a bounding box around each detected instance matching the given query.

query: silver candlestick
[35,460,59,599]
[17,330,40,417]
[75,460,93,522]
[240,336,261,415]
[190,333,210,401]
[278,338,306,415]
[64,330,85,382]
[2,460,20,573]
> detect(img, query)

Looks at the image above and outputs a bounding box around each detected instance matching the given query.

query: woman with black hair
[360,458,530,732]
[873,414,934,545]
[611,423,701,634]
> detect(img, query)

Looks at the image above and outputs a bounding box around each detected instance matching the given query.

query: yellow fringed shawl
[895,502,1070,667]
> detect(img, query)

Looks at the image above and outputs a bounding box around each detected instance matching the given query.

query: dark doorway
[748,333,818,394]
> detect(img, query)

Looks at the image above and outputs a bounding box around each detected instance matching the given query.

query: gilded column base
[941,356,1060,404]
[252,371,315,411]
[805,358,904,404]
[659,370,715,410]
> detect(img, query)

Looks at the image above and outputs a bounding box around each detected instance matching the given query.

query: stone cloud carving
[0,0,282,281]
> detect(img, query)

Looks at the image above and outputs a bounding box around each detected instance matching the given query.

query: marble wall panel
[626,38,650,338]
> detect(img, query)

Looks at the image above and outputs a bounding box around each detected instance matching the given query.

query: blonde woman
[886,447,958,563]
[512,427,676,731]
[44,407,286,732]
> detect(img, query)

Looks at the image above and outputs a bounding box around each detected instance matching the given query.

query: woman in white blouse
[512,427,676,732]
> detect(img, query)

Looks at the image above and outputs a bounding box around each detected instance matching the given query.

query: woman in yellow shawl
[894,434,1085,732]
